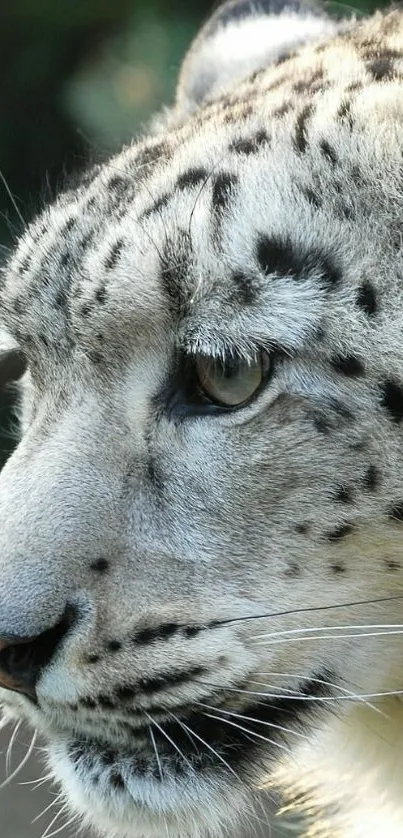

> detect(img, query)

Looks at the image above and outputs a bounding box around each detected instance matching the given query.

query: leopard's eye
[194,351,271,408]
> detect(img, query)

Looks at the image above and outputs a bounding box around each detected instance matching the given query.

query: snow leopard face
[1,2,403,836]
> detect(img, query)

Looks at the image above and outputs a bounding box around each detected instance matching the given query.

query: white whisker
[19,772,53,787]
[202,681,403,702]
[144,711,194,772]
[201,712,291,753]
[196,701,309,740]
[174,715,241,780]
[32,792,63,824]
[148,724,164,782]
[253,629,403,646]
[39,803,69,838]
[5,719,21,778]
[42,809,79,838]
[250,623,403,641]
[0,728,37,790]
[255,672,385,716]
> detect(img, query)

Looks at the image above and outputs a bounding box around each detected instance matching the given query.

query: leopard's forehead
[2,9,403,376]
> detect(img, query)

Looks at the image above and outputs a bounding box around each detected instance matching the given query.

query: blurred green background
[0,0,388,249]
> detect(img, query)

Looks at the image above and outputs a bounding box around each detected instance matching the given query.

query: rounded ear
[174,0,342,118]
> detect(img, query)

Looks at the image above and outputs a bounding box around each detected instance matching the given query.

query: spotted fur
[2,2,403,837]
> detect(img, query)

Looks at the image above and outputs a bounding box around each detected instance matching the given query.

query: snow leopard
[1,1,403,836]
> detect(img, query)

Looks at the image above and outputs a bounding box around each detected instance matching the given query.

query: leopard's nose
[0,610,75,699]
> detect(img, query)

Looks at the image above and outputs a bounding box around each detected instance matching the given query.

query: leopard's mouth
[57,673,331,785]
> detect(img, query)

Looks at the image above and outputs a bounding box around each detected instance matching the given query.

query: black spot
[81,303,92,317]
[87,350,103,365]
[59,251,73,269]
[326,524,354,541]
[90,558,109,573]
[295,523,309,535]
[330,562,346,574]
[138,666,206,694]
[176,168,208,190]
[320,140,338,166]
[141,193,170,218]
[350,164,364,187]
[212,173,238,211]
[183,625,202,638]
[232,271,256,305]
[284,561,301,577]
[108,174,129,192]
[80,230,95,250]
[337,98,354,129]
[335,486,353,504]
[293,104,313,153]
[98,695,115,709]
[229,130,270,155]
[146,456,164,500]
[292,68,324,94]
[331,355,364,377]
[133,623,181,644]
[389,503,403,521]
[110,772,125,789]
[363,465,380,491]
[357,281,377,316]
[300,186,322,209]
[116,686,135,702]
[18,254,31,274]
[108,640,122,652]
[13,296,25,314]
[385,558,401,571]
[256,234,340,287]
[80,697,97,709]
[95,286,107,304]
[313,415,332,434]
[105,239,124,270]
[369,58,395,81]
[134,141,169,170]
[329,398,354,422]
[337,202,356,222]
[63,216,76,233]
[87,654,100,664]
[272,100,293,118]
[39,333,49,348]
[55,288,67,308]
[101,749,116,765]
[381,380,403,423]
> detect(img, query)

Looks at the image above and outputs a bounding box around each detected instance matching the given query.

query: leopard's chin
[46,734,259,838]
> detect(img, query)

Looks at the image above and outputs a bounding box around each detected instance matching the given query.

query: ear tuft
[175,0,345,118]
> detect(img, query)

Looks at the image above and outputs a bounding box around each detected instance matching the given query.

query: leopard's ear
[174,0,342,118]
[0,332,26,387]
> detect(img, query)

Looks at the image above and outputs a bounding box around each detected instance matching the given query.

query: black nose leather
[0,612,73,699]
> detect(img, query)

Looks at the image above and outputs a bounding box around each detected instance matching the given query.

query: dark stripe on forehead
[212,173,239,212]
[293,104,313,154]
[176,168,209,189]
[160,231,192,316]
[141,168,210,219]
[256,235,341,287]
